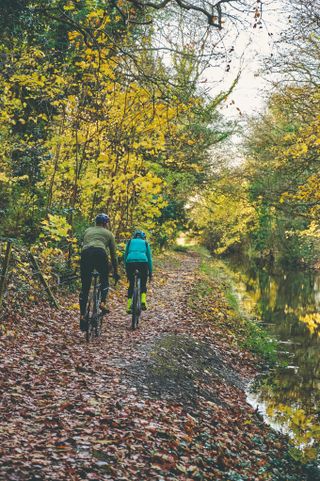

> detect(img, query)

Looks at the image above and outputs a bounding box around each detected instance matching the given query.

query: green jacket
[82,226,118,271]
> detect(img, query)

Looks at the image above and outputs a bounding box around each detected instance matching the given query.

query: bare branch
[113,0,242,27]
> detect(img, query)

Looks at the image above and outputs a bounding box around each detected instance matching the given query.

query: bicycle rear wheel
[131,277,141,330]
[94,286,103,337]
[86,292,94,342]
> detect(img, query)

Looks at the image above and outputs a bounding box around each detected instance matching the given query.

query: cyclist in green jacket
[79,213,119,331]
[124,230,153,312]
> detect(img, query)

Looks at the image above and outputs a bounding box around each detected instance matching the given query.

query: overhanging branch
[115,0,239,27]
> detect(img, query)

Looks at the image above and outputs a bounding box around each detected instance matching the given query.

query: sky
[199,0,288,165]
[157,1,287,127]
[213,0,287,119]
[221,28,275,117]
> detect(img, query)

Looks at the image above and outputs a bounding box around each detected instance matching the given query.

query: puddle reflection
[224,256,320,459]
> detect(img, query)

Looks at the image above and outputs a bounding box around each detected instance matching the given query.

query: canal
[225,256,320,459]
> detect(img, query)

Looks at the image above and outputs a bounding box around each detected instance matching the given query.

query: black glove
[113,273,120,283]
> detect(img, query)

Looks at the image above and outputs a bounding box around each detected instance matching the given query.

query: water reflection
[225,256,320,458]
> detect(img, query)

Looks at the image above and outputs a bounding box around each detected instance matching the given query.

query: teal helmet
[133,230,146,240]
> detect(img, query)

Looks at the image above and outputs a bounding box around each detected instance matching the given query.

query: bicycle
[131,269,141,330]
[84,272,118,342]
[85,270,103,342]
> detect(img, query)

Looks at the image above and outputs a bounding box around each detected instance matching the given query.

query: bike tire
[136,279,141,327]
[86,289,95,342]
[86,293,94,343]
[95,287,102,337]
[95,315,102,337]
[131,278,141,330]
[131,289,138,330]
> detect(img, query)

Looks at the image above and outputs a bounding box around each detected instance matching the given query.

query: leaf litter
[0,252,313,480]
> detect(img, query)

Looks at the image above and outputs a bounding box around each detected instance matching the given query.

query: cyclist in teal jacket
[124,230,153,312]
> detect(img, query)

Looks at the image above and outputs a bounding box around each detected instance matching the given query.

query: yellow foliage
[0,3,211,251]
[299,312,320,335]
[0,172,10,183]
[191,177,257,254]
[36,29,196,238]
[266,402,320,460]
[41,215,73,242]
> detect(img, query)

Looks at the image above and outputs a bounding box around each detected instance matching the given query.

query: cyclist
[124,230,153,313]
[79,213,119,331]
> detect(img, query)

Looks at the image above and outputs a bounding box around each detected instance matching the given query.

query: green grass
[188,244,212,258]
[241,319,277,363]
[225,287,240,314]
[173,242,212,258]
[172,244,189,253]
[191,249,277,364]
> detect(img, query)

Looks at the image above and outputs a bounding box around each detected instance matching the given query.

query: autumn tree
[0,0,239,265]
[239,0,320,265]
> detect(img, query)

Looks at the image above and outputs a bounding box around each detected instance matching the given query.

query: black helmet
[133,230,146,240]
[95,213,110,225]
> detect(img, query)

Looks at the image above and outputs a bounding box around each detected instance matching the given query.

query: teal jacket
[124,238,153,274]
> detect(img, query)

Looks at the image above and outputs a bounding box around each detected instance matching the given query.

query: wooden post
[0,241,12,309]
[28,252,59,309]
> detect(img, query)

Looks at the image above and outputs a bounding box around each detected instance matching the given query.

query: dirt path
[0,253,309,481]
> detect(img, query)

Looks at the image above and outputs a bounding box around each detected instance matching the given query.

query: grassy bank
[182,245,277,365]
